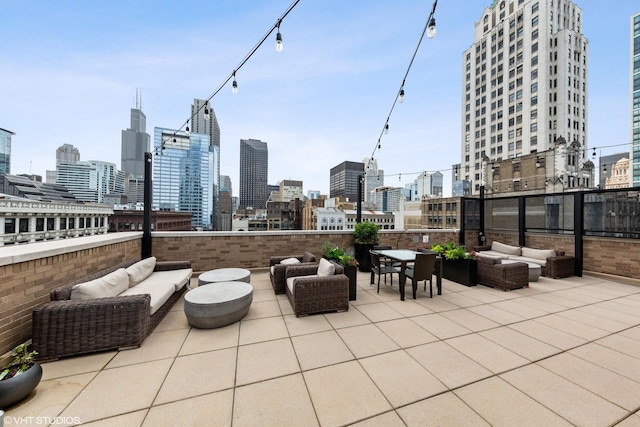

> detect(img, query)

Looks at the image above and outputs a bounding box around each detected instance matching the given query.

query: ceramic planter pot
[442,258,477,286]
[354,243,374,272]
[0,362,43,408]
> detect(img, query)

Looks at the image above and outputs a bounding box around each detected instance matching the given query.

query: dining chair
[373,245,402,275]
[405,252,437,298]
[370,250,399,293]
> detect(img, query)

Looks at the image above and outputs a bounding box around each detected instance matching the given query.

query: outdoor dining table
[374,249,443,301]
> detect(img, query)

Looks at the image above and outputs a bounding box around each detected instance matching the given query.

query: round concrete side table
[184,281,253,329]
[198,268,251,286]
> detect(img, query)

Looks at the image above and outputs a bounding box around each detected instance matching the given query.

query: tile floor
[5,271,640,426]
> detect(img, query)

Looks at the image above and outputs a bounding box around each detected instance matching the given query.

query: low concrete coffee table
[198,268,251,286]
[184,281,253,329]
[502,259,542,282]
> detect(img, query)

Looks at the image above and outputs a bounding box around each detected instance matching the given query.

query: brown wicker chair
[476,256,528,291]
[473,244,575,278]
[284,260,349,317]
[31,259,191,360]
[269,251,317,294]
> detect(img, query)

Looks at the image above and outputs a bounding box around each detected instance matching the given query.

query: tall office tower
[56,160,124,203]
[279,180,304,202]
[56,144,81,165]
[363,157,384,203]
[191,99,221,229]
[632,12,640,187]
[153,128,214,230]
[121,95,150,178]
[330,161,364,203]
[220,175,232,195]
[239,139,268,209]
[462,0,588,194]
[0,128,15,175]
[416,171,444,198]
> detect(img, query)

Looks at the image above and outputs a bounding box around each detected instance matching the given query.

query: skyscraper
[56,144,80,165]
[153,128,214,230]
[461,0,588,193]
[191,99,221,229]
[0,128,15,175]
[631,12,640,187]
[239,139,268,209]
[121,95,150,178]
[363,157,384,203]
[56,160,124,203]
[329,161,364,203]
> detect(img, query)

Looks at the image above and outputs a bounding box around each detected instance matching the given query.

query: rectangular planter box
[442,258,477,286]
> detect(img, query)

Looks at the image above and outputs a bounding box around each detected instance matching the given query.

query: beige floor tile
[617,413,640,427]
[438,292,485,308]
[501,364,627,427]
[491,299,549,319]
[350,290,385,305]
[304,361,392,426]
[153,310,190,332]
[360,350,447,407]
[59,359,172,424]
[535,314,610,340]
[532,292,587,309]
[179,322,239,355]
[5,372,97,421]
[385,299,433,317]
[81,410,147,427]
[355,302,404,322]
[597,334,640,360]
[410,313,473,340]
[513,296,568,313]
[284,313,333,336]
[238,316,288,345]
[277,296,294,315]
[324,307,371,329]
[406,341,492,389]
[337,324,400,358]
[582,283,638,297]
[41,352,116,381]
[462,288,511,303]
[398,392,491,427]
[291,330,354,371]
[155,348,237,404]
[556,308,629,333]
[350,411,405,427]
[414,296,461,312]
[479,326,560,361]
[251,288,277,303]
[454,377,572,427]
[236,338,300,386]
[106,329,189,368]
[242,300,282,320]
[143,389,233,427]
[466,304,527,325]
[620,326,640,342]
[440,308,501,332]
[539,352,640,411]
[233,374,318,427]
[580,304,640,325]
[600,299,640,315]
[377,318,438,348]
[551,288,603,304]
[446,334,529,374]
[169,295,185,312]
[509,320,587,350]
[570,343,640,383]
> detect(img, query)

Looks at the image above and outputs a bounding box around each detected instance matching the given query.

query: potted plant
[0,344,43,408]
[431,242,477,286]
[322,242,358,300]
[353,222,380,272]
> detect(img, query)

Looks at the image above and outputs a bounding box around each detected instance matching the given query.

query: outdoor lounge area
[6,268,640,426]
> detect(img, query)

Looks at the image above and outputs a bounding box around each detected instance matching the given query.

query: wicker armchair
[476,256,529,291]
[269,251,317,294]
[284,260,349,316]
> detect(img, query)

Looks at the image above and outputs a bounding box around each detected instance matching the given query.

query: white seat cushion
[141,269,192,292]
[286,274,318,295]
[120,278,174,315]
[521,247,556,261]
[491,241,522,256]
[70,268,129,300]
[126,257,157,287]
[280,257,301,265]
[317,258,335,277]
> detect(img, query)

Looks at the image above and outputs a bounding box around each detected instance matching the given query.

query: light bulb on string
[592,148,596,159]
[185,120,190,136]
[275,21,283,51]
[204,104,210,121]
[398,89,405,103]
[398,173,401,182]
[232,71,238,94]
[427,18,436,39]
[384,123,389,135]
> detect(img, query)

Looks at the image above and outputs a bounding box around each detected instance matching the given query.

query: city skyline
[1,1,638,196]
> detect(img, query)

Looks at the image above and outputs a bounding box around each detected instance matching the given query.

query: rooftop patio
[5,269,640,426]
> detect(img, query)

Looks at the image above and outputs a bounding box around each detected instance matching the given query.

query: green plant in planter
[337,253,358,268]
[0,344,38,381]
[430,242,473,260]
[353,222,380,244]
[322,241,358,268]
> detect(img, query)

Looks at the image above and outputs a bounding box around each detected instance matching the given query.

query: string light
[204,103,210,121]
[398,88,405,103]
[384,123,389,135]
[427,17,437,39]
[232,71,238,94]
[185,120,190,136]
[276,20,283,51]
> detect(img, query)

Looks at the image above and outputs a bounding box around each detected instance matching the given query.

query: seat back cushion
[491,241,522,256]
[70,268,130,300]
[317,258,335,277]
[280,257,301,266]
[126,256,157,287]
[521,247,556,261]
[302,251,316,263]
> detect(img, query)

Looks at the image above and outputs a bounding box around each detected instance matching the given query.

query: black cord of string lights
[154,0,301,154]
[366,0,439,167]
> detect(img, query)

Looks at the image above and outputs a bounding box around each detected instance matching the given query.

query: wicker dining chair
[370,250,400,293]
[405,252,437,298]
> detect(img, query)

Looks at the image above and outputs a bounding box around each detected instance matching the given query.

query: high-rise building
[220,175,232,196]
[121,96,150,178]
[600,152,629,188]
[363,157,384,203]
[191,99,221,229]
[279,180,303,202]
[0,128,15,175]
[462,0,588,194]
[416,171,444,199]
[152,128,214,230]
[631,12,640,187]
[239,139,268,209]
[329,161,364,203]
[56,144,80,165]
[56,160,124,203]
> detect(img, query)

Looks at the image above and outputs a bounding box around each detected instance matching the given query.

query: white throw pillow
[317,258,335,277]
[280,257,301,266]
[70,268,129,300]
[521,247,556,260]
[126,257,157,287]
[491,241,522,256]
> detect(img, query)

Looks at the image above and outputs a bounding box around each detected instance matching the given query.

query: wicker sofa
[284,259,349,317]
[474,241,575,278]
[476,256,529,291]
[269,251,317,294]
[32,258,192,360]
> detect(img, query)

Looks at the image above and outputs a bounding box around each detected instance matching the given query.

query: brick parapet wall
[583,237,640,279]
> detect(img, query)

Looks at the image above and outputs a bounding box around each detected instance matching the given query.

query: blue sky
[1,1,638,196]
